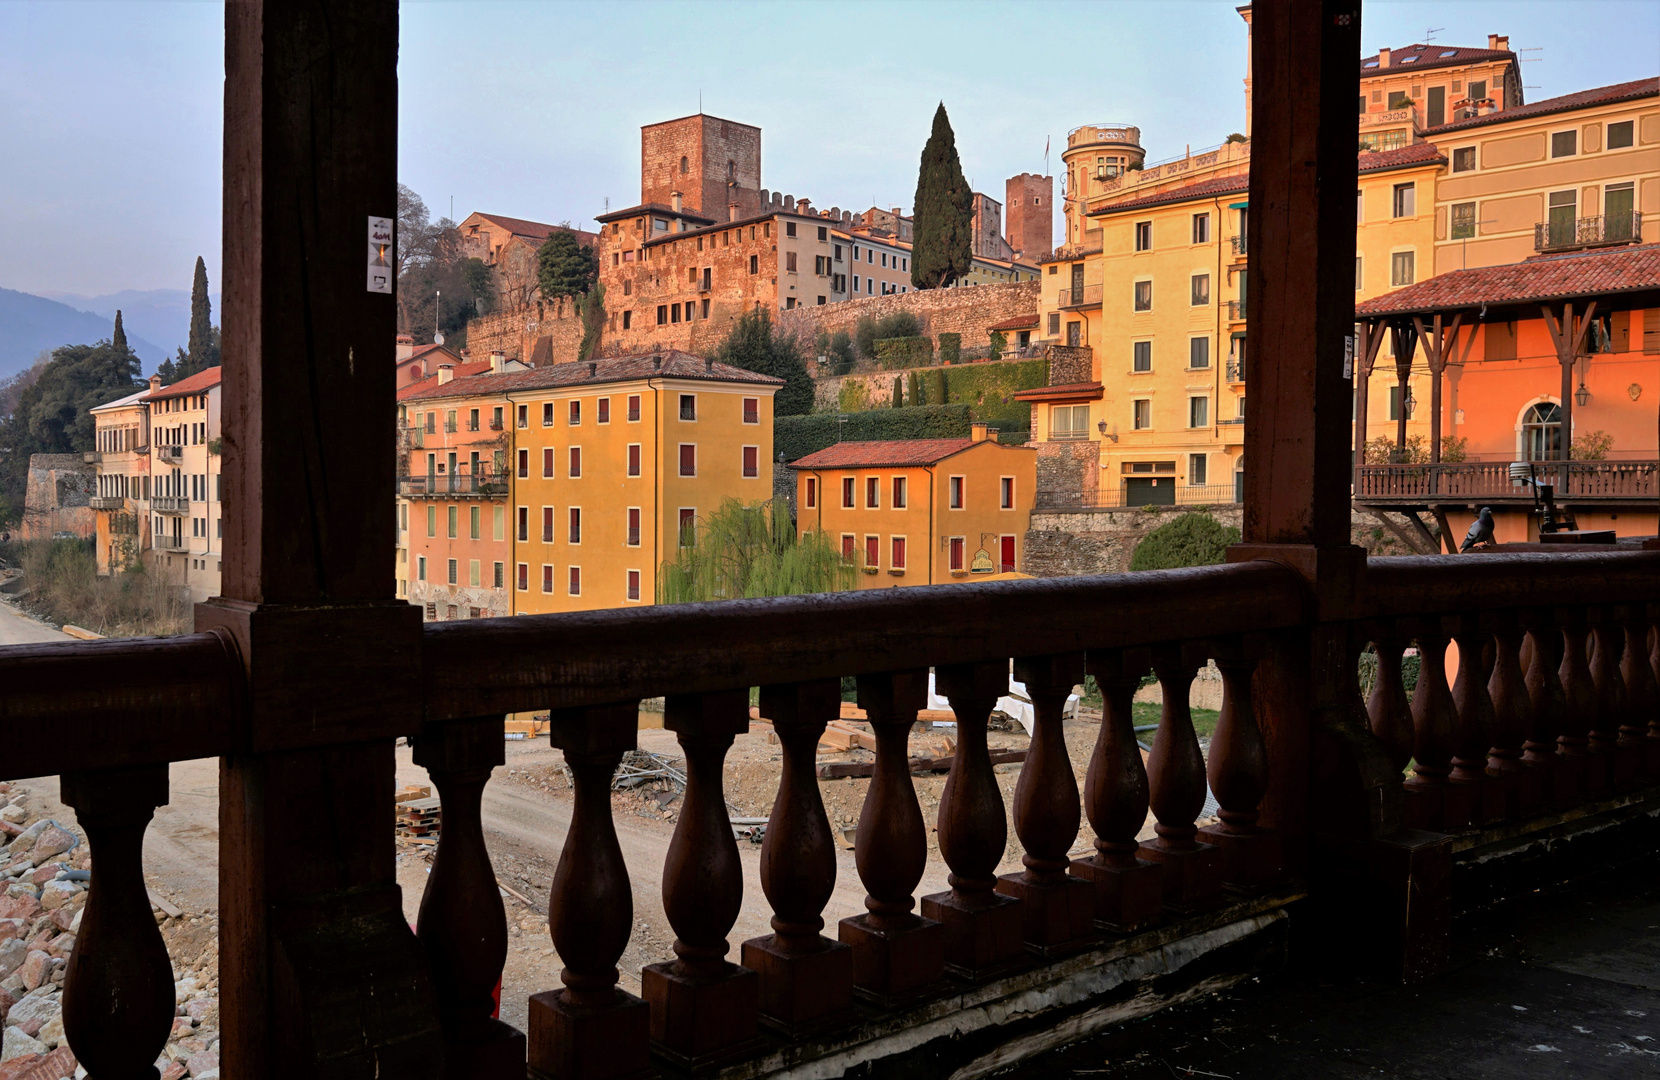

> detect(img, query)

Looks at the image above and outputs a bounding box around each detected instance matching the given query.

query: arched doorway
[1521,402,1562,460]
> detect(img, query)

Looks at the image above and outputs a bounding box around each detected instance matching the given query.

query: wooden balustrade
[1625,606,1660,778]
[922,662,1024,977]
[1071,649,1162,933]
[1449,615,1503,825]
[1200,637,1281,892]
[1140,643,1222,913]
[1405,618,1460,829]
[1486,614,1542,817]
[1521,611,1575,805]
[1365,626,1415,774]
[1591,609,1640,791]
[1559,612,1604,798]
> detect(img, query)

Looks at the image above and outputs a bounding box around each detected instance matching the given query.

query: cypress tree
[183,256,220,376]
[891,377,902,409]
[909,369,923,406]
[910,103,974,290]
[112,310,128,354]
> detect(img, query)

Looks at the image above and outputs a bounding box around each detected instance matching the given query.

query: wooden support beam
[1399,511,1441,555]
[1363,508,1434,556]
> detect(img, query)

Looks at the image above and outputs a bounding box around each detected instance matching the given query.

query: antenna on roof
[1425,26,1443,42]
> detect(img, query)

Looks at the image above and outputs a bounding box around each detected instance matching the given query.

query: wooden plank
[817,748,1026,779]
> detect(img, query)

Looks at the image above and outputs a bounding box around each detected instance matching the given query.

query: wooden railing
[1355,461,1660,502]
[5,550,1658,1075]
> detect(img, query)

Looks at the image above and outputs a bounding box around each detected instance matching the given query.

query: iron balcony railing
[157,445,184,463]
[89,496,126,511]
[398,472,509,497]
[1227,356,1247,383]
[1230,234,1248,256]
[154,535,189,551]
[1534,210,1643,253]
[1227,299,1248,321]
[1058,284,1103,310]
[152,495,189,514]
[1354,460,1660,502]
[1045,482,1242,510]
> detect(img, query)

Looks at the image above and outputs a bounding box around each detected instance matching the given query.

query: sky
[1,1,1655,299]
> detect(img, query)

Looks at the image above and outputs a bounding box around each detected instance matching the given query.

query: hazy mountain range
[0,286,220,381]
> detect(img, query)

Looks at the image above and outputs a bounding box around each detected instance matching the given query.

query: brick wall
[1005,173,1054,261]
[641,115,762,220]
[777,281,1039,351]
[465,301,584,366]
[21,454,95,541]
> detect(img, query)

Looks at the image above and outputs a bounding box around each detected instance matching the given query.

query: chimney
[1378,46,1390,68]
[671,190,682,214]
[437,364,454,385]
[704,356,715,372]
[652,355,663,371]
[489,351,504,373]
[970,421,992,443]
[148,374,162,393]
[395,334,414,362]
[588,362,598,377]
[1488,33,1508,51]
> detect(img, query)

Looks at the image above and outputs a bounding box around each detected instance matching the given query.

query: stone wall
[1046,345,1093,385]
[1033,440,1101,509]
[465,301,584,366]
[777,281,1039,352]
[21,454,95,541]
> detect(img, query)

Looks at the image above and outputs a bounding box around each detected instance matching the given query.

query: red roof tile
[1360,43,1515,76]
[398,349,783,404]
[396,361,495,400]
[471,213,599,246]
[141,366,222,401]
[788,438,977,470]
[1355,243,1660,317]
[987,315,1040,331]
[1012,382,1103,401]
[593,202,718,226]
[1423,77,1658,135]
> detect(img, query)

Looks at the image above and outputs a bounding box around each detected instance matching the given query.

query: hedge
[776,404,973,465]
[936,357,1046,431]
[938,332,961,365]
[874,336,934,368]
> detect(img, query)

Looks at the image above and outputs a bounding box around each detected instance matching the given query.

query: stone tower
[1004,172,1053,261]
[639,114,762,222]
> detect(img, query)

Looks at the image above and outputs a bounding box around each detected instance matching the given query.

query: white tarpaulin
[925,671,1079,736]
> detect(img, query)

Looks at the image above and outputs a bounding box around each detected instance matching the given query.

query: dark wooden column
[1411,314,1464,464]
[1352,319,1387,481]
[1390,323,1416,461]
[199,2,439,1075]
[1541,300,1599,463]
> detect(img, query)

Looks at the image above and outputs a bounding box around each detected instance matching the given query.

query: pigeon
[1460,507,1495,552]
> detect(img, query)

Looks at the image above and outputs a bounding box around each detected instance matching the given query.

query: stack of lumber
[395,785,441,845]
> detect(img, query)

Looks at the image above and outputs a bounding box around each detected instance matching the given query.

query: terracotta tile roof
[398,349,783,404]
[1423,77,1659,135]
[396,361,495,401]
[472,213,600,246]
[788,438,976,470]
[1355,243,1660,317]
[1360,43,1515,76]
[141,366,222,401]
[594,202,718,226]
[1088,144,1445,217]
[987,315,1040,331]
[1012,382,1104,401]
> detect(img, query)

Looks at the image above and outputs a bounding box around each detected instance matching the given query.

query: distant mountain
[40,287,218,362]
[0,288,168,380]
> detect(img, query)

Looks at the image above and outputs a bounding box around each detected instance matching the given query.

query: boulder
[0,901,37,926]
[0,1026,43,1062]
[35,887,75,915]
[3,992,59,1032]
[185,1050,218,1077]
[15,956,49,994]
[32,1012,60,1050]
[0,943,25,981]
[24,831,73,865]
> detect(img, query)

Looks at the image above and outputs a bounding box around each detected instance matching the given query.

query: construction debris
[395,788,441,845]
[817,747,1026,780]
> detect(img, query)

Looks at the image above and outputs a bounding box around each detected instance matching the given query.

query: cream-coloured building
[88,389,152,574]
[141,367,223,603]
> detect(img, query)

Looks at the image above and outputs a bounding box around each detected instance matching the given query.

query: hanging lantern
[1574,381,1590,407]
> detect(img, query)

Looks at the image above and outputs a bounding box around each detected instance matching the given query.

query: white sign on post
[1343,335,1355,380]
[367,216,393,294]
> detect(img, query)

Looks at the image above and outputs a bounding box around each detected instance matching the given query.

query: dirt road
[0,597,70,646]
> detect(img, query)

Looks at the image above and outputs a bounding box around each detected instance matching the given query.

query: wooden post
[1411,313,1463,465]
[1353,319,1386,481]
[1541,300,1599,463]
[201,1,440,1074]
[1391,322,1415,461]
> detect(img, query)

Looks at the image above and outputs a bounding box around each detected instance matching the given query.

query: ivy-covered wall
[813,356,1045,439]
[776,404,973,465]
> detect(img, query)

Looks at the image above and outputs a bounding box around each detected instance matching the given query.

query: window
[891,536,907,570]
[493,562,503,588]
[447,558,457,585]
[865,476,879,508]
[568,401,581,425]
[622,310,632,330]
[949,537,965,572]
[1355,256,1363,292]
[597,398,610,424]
[840,476,857,508]
[1189,454,1208,486]
[542,565,553,593]
[678,444,695,476]
[948,475,965,509]
[1452,146,1476,172]
[1133,399,1152,429]
[1189,337,1210,369]
[542,448,554,478]
[785,221,797,238]
[1606,183,1636,241]
[892,476,907,509]
[1190,274,1210,306]
[469,506,480,540]
[516,506,529,542]
[542,506,554,543]
[679,508,696,546]
[742,446,758,478]
[517,563,528,591]
[1000,476,1014,510]
[1191,213,1210,244]
[1133,340,1153,371]
[742,397,758,424]
[657,305,668,326]
[417,556,427,582]
[1188,397,1209,428]
[426,505,436,537]
[840,535,856,562]
[862,534,879,569]
[627,395,641,421]
[1550,130,1577,158]
[1390,250,1415,287]
[1450,202,1476,240]
[749,254,759,274]
[1134,221,1152,251]
[626,507,641,546]
[468,559,480,588]
[568,507,581,545]
[1387,90,1410,110]
[1133,280,1152,311]
[1391,183,1416,218]
[804,477,817,509]
[1050,404,1090,440]
[785,251,797,272]
[1467,80,1486,102]
[1388,385,1403,422]
[468,409,479,431]
[515,449,528,479]
[1047,312,1061,336]
[447,506,457,539]
[627,570,640,601]
[679,395,696,421]
[1607,120,1635,150]
[516,405,527,429]
[627,444,641,477]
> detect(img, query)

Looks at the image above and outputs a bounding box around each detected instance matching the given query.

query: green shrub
[776,404,973,464]
[1129,513,1241,571]
[908,370,923,407]
[988,329,1006,362]
[854,315,877,358]
[828,330,854,373]
[938,332,961,365]
[890,377,902,409]
[875,337,934,368]
[938,357,1046,432]
[836,381,871,413]
[877,311,921,339]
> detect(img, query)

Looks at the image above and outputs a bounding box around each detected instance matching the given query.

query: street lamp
[1096,420,1119,442]
[1402,387,1416,418]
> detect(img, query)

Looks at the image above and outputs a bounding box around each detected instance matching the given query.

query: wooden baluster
[644,691,759,1068]
[1450,615,1503,826]
[1405,618,1461,830]
[414,717,523,1076]
[1071,648,1162,933]
[1486,614,1541,818]
[1560,610,1605,798]
[1365,624,1415,775]
[995,654,1095,954]
[921,661,1025,977]
[1624,606,1660,780]
[1592,608,1639,791]
[742,680,853,1032]
[1522,610,1576,807]
[839,670,944,1003]
[61,765,175,1080]
[1138,643,1222,914]
[1199,636,1282,892]
[528,703,651,1080]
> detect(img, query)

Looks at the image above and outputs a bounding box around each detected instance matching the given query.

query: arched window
[679,155,688,175]
[1522,402,1562,461]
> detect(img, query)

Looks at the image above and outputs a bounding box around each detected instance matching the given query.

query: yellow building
[141,367,223,602]
[791,424,1036,585]
[505,351,782,612]
[88,388,152,575]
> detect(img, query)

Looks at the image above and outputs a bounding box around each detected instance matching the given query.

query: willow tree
[658,499,856,604]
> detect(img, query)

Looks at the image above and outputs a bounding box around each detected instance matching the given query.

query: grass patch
[1132,701,1220,739]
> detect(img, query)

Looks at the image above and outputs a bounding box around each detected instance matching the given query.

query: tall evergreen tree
[112,310,128,354]
[910,103,974,290]
[714,310,814,416]
[172,256,222,380]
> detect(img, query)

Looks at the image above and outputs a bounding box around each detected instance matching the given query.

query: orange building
[790,424,1037,585]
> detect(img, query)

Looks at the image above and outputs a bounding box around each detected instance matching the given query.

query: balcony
[1534,210,1643,254]
[1228,298,1248,321]
[1230,234,1248,256]
[152,495,190,515]
[89,496,126,511]
[1354,459,1660,505]
[157,445,184,463]
[398,472,509,498]
[153,535,188,552]
[1227,356,1247,383]
[83,450,102,465]
[1057,284,1102,310]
